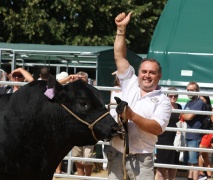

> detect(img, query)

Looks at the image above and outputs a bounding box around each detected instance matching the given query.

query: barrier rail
[1,81,213,179]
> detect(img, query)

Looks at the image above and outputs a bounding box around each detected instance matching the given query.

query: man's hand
[115,96,133,123]
[114,97,128,114]
[115,12,132,29]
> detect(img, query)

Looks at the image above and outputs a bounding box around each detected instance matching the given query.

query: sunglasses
[168,95,178,98]
[12,74,23,78]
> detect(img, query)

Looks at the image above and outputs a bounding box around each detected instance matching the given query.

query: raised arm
[114,12,132,74]
[58,74,85,84]
[11,68,34,82]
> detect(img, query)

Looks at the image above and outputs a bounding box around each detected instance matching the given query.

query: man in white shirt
[107,12,172,180]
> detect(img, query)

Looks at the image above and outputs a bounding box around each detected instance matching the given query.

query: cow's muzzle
[61,104,110,142]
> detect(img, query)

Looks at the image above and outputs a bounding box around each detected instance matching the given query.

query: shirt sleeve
[117,66,135,83]
[151,96,172,132]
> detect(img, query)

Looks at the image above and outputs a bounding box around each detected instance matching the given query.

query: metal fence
[53,86,213,179]
[1,81,213,179]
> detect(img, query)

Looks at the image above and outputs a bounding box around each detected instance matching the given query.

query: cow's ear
[44,75,65,100]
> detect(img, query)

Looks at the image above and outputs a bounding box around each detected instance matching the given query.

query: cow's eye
[79,102,90,109]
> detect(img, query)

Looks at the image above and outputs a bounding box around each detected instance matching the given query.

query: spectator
[57,71,85,84]
[10,67,34,93]
[198,96,213,180]
[71,71,95,177]
[75,71,88,83]
[108,12,172,180]
[0,69,12,94]
[56,71,68,82]
[38,67,51,80]
[54,71,69,174]
[7,73,13,81]
[180,82,206,180]
[0,69,7,82]
[155,87,182,180]
[72,146,94,176]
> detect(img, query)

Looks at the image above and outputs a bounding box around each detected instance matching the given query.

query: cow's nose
[110,125,123,137]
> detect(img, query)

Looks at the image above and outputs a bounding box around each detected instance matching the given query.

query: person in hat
[57,71,87,85]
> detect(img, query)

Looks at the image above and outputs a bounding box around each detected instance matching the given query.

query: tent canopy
[148,0,213,88]
[0,43,114,70]
[0,42,142,103]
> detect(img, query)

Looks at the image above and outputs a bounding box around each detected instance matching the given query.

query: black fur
[0,78,119,180]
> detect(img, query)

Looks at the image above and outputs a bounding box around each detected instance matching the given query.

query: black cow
[0,77,119,180]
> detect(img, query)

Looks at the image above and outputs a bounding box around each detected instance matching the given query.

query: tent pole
[11,51,16,71]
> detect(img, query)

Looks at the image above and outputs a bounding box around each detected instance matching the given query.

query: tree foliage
[0,0,167,53]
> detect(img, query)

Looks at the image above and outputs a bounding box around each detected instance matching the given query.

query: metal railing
[1,81,213,179]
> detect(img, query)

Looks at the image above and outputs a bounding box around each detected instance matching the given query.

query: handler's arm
[114,12,132,75]
[123,106,164,135]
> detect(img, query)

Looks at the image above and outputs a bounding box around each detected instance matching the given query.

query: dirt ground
[52,162,107,180]
[52,170,107,180]
[52,163,188,180]
[52,170,189,180]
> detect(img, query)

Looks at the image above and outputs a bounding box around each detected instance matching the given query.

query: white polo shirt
[111,66,171,154]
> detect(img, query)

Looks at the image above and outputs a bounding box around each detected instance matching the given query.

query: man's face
[138,61,162,92]
[186,84,197,99]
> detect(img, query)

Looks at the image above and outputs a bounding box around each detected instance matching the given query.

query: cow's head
[45,76,120,145]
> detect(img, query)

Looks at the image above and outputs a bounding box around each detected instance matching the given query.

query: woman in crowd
[155,87,182,180]
[10,67,34,92]
[0,68,34,94]
[198,96,213,180]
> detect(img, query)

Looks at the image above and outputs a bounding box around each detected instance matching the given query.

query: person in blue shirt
[180,82,206,180]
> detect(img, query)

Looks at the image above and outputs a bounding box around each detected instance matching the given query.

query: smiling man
[107,12,172,180]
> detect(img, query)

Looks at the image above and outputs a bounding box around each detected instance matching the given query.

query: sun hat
[56,71,68,80]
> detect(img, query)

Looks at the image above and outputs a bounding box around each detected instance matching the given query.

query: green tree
[0,0,167,53]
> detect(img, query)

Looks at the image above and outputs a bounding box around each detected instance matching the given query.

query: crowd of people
[155,82,213,180]
[1,12,213,180]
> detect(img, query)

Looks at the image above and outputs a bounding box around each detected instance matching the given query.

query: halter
[61,104,110,141]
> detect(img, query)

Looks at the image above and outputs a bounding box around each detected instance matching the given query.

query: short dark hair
[187,81,200,92]
[139,58,162,74]
[40,67,50,80]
